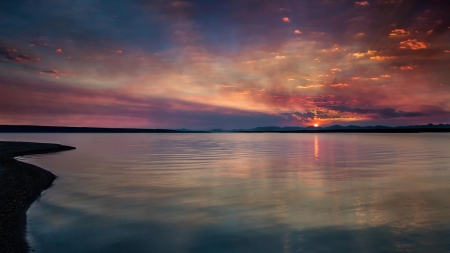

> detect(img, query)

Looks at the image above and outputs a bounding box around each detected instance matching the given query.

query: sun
[314,123,319,127]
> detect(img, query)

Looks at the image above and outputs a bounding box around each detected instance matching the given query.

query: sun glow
[314,124,319,127]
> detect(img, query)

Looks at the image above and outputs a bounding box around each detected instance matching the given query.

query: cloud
[280,111,315,122]
[297,84,324,89]
[5,54,40,63]
[169,1,192,9]
[56,49,63,54]
[40,70,59,74]
[352,52,366,58]
[0,47,40,63]
[354,32,365,38]
[0,77,292,129]
[29,43,48,47]
[282,17,290,23]
[399,39,427,50]
[370,56,397,60]
[400,65,414,70]
[351,50,376,58]
[0,0,449,127]
[330,83,349,88]
[321,106,426,119]
[40,70,75,77]
[355,1,370,6]
[389,29,408,37]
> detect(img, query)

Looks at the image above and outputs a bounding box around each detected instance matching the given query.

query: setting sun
[314,124,319,127]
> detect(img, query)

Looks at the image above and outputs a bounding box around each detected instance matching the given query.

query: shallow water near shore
[2,133,450,253]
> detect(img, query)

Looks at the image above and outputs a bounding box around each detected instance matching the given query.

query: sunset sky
[1,0,449,129]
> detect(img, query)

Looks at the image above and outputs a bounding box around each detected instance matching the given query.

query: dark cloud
[40,70,59,74]
[0,47,40,63]
[322,105,426,119]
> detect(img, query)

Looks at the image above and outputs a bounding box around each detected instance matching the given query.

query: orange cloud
[330,67,342,72]
[399,39,427,50]
[370,55,397,60]
[352,52,365,58]
[400,65,414,70]
[56,49,63,54]
[282,17,290,23]
[355,1,369,6]
[297,84,324,89]
[445,50,450,53]
[389,29,408,37]
[294,30,302,34]
[351,50,377,58]
[381,74,391,78]
[111,50,123,53]
[331,83,348,88]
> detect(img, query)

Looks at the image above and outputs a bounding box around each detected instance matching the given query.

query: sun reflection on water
[2,133,450,253]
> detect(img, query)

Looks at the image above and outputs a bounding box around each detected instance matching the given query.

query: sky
[0,0,449,129]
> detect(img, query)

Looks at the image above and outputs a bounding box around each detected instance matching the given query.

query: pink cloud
[399,39,427,50]
[389,29,408,37]
[355,1,369,6]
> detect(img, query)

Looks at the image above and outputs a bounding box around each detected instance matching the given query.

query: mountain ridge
[0,124,449,133]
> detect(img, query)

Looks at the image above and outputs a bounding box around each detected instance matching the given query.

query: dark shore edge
[0,141,75,253]
[1,124,450,133]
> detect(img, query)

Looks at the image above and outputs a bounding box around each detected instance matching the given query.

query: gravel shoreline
[0,141,75,253]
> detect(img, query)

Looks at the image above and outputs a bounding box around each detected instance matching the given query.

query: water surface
[2,133,450,252]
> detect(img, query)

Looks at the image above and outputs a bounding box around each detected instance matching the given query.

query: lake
[1,133,450,253]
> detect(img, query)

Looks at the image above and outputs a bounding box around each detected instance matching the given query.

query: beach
[0,141,75,253]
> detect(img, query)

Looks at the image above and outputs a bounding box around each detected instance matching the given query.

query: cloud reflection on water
[2,133,449,252]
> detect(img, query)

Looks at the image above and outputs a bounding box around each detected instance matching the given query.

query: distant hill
[234,124,450,133]
[1,124,449,133]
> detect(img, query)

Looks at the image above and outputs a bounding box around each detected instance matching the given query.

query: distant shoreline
[236,128,450,133]
[0,125,449,133]
[0,141,75,253]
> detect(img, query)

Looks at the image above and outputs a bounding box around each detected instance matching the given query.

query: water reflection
[314,134,319,159]
[1,133,450,252]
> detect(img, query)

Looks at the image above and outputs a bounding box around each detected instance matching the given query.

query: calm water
[2,133,450,253]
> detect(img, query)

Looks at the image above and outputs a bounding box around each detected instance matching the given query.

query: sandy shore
[0,141,75,253]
